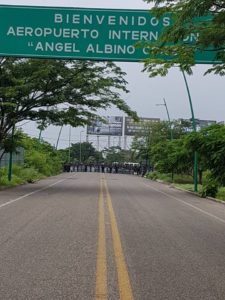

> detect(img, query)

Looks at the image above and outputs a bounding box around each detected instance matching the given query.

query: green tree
[0,129,23,162]
[103,146,133,164]
[131,120,193,175]
[0,58,137,157]
[150,138,194,176]
[62,142,102,164]
[131,121,172,168]
[185,124,225,185]
[21,133,62,176]
[144,0,225,76]
[172,119,193,137]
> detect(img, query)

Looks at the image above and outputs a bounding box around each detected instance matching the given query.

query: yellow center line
[103,178,134,300]
[95,178,107,300]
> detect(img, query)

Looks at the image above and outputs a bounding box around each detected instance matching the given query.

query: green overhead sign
[0,5,220,63]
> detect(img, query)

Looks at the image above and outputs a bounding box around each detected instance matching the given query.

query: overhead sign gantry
[0,5,220,63]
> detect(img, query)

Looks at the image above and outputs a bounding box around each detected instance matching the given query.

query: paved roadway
[0,172,225,300]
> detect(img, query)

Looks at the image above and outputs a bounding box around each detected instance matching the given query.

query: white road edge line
[0,179,66,210]
[143,182,225,225]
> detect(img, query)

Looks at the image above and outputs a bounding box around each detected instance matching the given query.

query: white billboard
[87,116,123,136]
[125,117,160,136]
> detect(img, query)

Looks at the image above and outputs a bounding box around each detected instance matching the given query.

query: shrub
[201,171,219,198]
[25,151,50,175]
[0,166,25,187]
[146,171,158,180]
[0,135,62,188]
[19,167,42,183]
[0,165,43,188]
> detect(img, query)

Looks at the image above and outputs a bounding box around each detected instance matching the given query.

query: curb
[172,185,225,205]
[153,179,225,205]
[206,196,225,205]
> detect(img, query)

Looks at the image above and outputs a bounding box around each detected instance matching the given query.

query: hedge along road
[0,172,225,299]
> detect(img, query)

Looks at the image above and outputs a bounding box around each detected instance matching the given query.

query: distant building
[195,119,217,130]
[178,118,217,131]
[124,117,160,136]
[217,121,224,125]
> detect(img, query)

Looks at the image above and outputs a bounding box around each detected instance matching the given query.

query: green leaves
[0,58,136,155]
[131,119,198,176]
[186,124,225,184]
[60,142,102,164]
[103,147,132,164]
[22,134,62,176]
[144,0,225,76]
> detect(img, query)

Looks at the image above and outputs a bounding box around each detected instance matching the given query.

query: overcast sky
[2,0,224,149]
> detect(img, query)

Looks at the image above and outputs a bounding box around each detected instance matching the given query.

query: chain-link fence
[0,147,24,168]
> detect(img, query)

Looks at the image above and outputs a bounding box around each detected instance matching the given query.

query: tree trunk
[199,170,203,185]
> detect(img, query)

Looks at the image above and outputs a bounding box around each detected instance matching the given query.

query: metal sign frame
[0,5,221,64]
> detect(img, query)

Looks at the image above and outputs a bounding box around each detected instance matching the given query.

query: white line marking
[143,182,225,225]
[0,179,65,210]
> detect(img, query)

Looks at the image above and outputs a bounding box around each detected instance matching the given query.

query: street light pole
[56,125,63,150]
[38,128,42,141]
[156,98,173,181]
[163,98,173,140]
[156,98,173,140]
[181,70,198,192]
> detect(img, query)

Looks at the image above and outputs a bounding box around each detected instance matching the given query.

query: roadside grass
[216,187,225,201]
[145,171,225,201]
[174,182,225,202]
[0,165,45,189]
[146,171,193,184]
[174,183,203,194]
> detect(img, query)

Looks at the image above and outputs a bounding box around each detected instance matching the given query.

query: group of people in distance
[63,162,148,177]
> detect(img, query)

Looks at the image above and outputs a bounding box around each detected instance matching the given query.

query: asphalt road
[0,172,225,300]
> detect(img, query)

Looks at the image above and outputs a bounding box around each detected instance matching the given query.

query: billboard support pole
[97,136,100,152]
[108,135,111,148]
[124,136,127,150]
